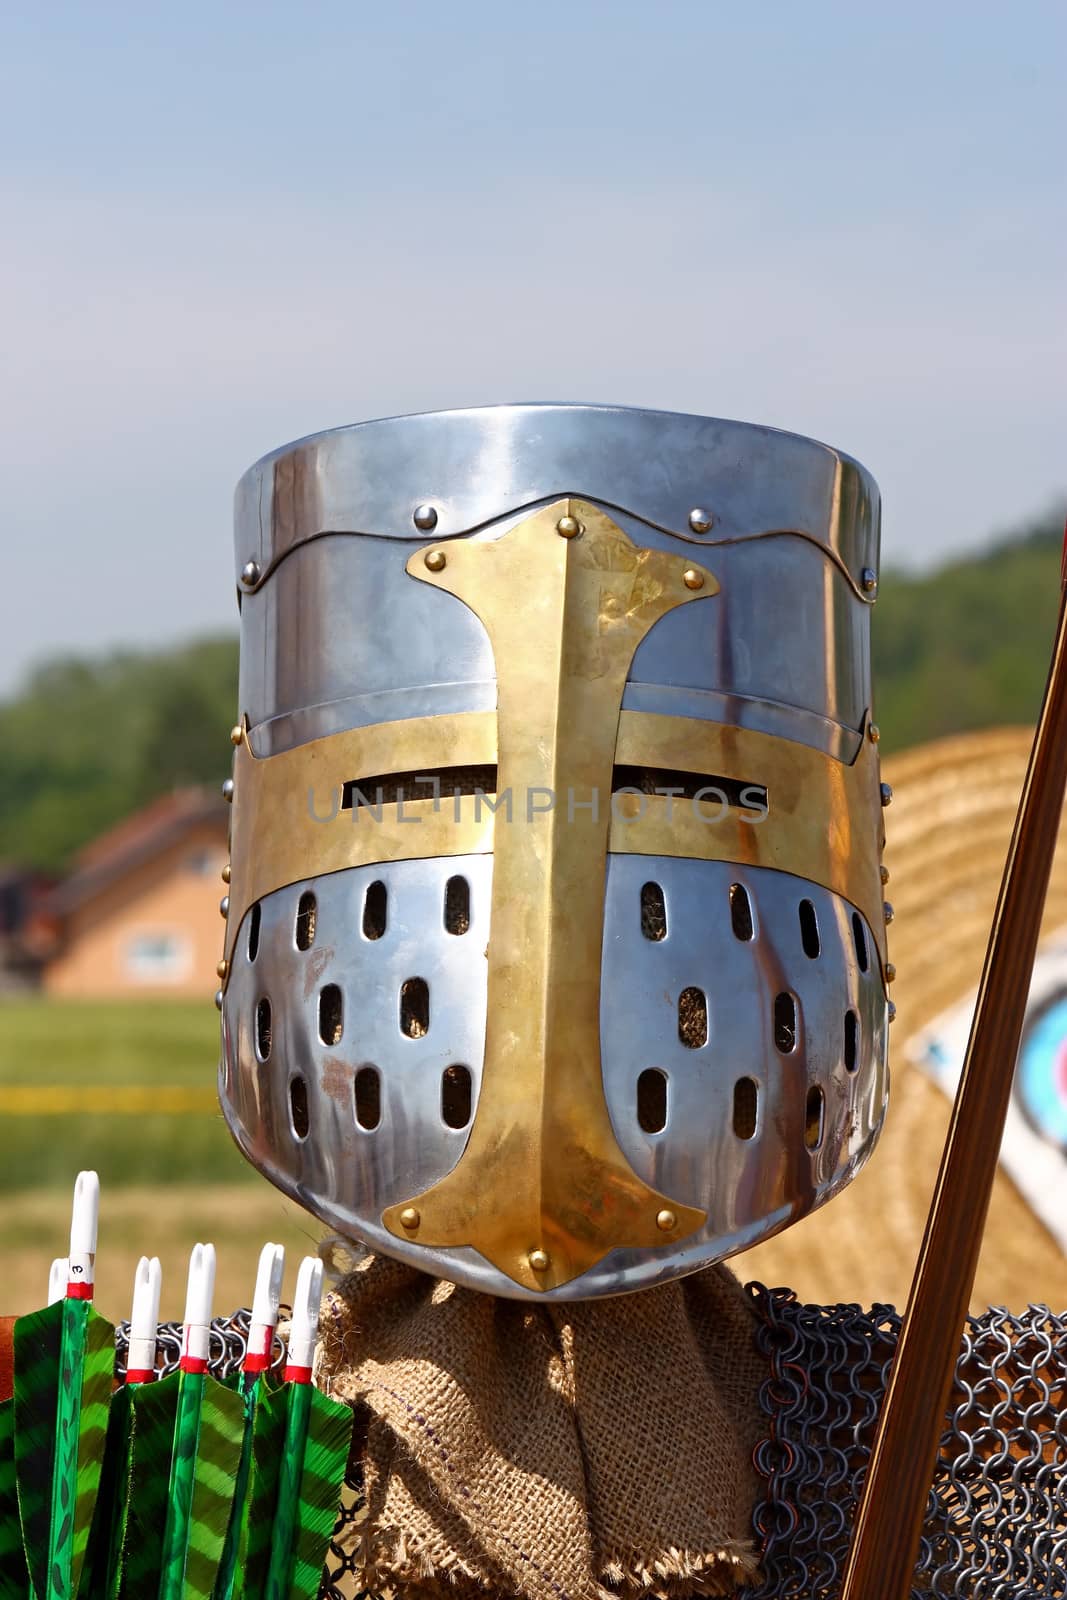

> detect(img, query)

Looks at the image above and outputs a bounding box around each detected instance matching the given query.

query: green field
[0,998,324,1317]
[0,997,255,1191]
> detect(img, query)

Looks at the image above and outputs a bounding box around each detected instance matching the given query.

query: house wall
[45,821,229,998]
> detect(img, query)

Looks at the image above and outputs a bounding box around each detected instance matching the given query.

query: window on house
[125,932,192,982]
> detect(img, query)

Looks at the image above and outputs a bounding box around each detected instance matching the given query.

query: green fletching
[287,1388,352,1600]
[68,1310,114,1599]
[117,1376,178,1600]
[76,1386,132,1600]
[181,1378,244,1600]
[0,1396,32,1598]
[158,1368,205,1600]
[47,1296,90,1599]
[12,1301,113,1600]
[263,1383,310,1600]
[213,1370,263,1600]
[13,1300,63,1600]
[232,1388,286,1600]
[263,1384,352,1600]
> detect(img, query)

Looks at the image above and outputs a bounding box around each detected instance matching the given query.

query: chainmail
[116,1285,1067,1598]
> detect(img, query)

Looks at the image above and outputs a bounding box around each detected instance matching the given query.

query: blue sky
[2,2,1064,691]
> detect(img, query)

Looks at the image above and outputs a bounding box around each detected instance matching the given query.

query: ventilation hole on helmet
[852,911,869,973]
[247,902,261,962]
[640,882,667,941]
[799,899,820,959]
[733,1077,759,1140]
[363,880,387,940]
[441,1064,472,1129]
[289,1075,309,1139]
[354,1065,381,1130]
[729,883,754,942]
[295,891,317,951]
[255,997,271,1062]
[805,1085,825,1151]
[444,876,470,935]
[637,1068,668,1133]
[318,984,343,1046]
[678,987,708,1048]
[400,977,429,1038]
[773,992,798,1054]
[844,1009,859,1073]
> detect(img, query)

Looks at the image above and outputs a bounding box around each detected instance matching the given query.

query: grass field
[0,997,328,1317]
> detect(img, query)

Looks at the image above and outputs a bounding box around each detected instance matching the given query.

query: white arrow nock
[245,1241,285,1371]
[67,1170,99,1297]
[48,1258,68,1306]
[180,1242,216,1369]
[285,1256,324,1379]
[127,1256,162,1382]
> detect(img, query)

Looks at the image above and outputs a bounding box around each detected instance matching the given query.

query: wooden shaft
[840,553,1067,1600]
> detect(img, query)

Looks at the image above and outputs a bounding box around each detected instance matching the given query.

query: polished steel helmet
[218,404,891,1300]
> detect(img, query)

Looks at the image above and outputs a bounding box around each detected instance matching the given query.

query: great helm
[218,404,890,1300]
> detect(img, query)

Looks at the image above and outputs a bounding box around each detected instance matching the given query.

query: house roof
[53,788,227,913]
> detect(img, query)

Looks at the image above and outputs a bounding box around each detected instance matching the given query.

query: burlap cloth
[317,1254,766,1600]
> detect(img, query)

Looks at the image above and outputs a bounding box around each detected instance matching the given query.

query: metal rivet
[880,865,890,885]
[214,989,224,1011]
[222,778,234,803]
[424,549,447,572]
[885,962,897,983]
[683,568,705,591]
[413,504,438,531]
[528,1248,550,1273]
[230,725,244,747]
[656,1208,677,1232]
[861,567,878,594]
[888,1001,898,1024]
[868,723,880,743]
[883,901,894,925]
[221,863,231,884]
[220,895,230,919]
[399,1207,421,1230]
[240,560,261,588]
[880,782,893,807]
[688,507,713,534]
[216,959,228,980]
[556,515,581,539]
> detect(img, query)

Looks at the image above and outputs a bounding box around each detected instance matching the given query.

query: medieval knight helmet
[218,404,891,1300]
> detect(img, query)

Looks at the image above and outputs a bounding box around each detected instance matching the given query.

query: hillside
[873,513,1063,747]
[1,513,1063,871]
